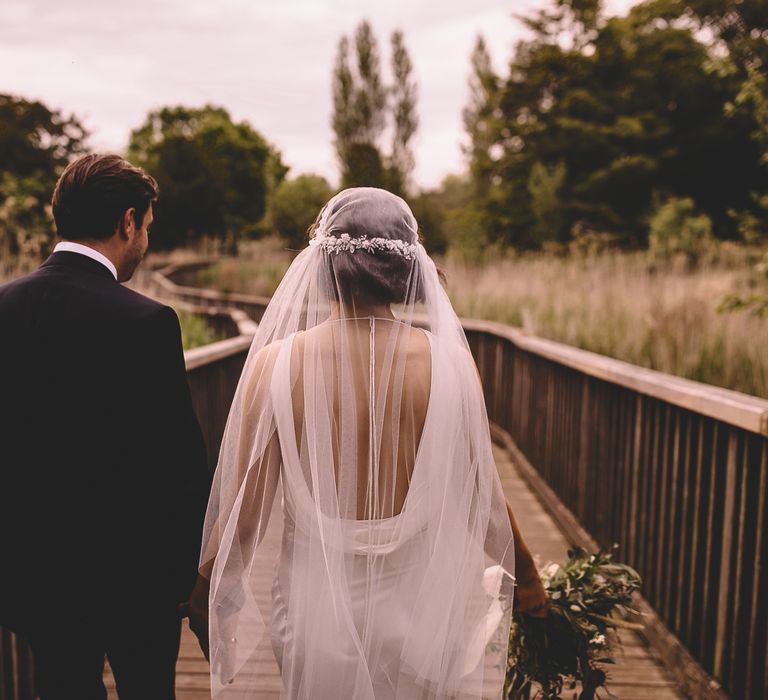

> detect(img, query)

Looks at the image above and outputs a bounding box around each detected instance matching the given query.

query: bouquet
[506,545,643,699]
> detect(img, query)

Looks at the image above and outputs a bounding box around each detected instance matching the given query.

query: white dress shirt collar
[53,241,118,280]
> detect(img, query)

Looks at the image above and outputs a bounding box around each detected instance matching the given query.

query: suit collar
[53,241,118,279]
[40,251,118,282]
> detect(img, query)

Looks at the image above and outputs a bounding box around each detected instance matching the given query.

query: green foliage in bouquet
[506,545,643,700]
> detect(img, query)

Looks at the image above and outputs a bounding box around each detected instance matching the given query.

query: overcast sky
[1,0,636,190]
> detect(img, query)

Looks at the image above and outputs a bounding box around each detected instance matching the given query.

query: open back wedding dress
[200,188,515,699]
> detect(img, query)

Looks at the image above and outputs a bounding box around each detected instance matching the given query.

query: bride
[189,188,549,699]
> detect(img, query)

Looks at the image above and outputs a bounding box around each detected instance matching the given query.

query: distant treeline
[1,0,766,260]
[454,0,768,253]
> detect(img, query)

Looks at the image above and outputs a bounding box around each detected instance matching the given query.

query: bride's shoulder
[240,336,291,389]
[253,336,289,363]
[409,326,432,352]
[427,334,479,374]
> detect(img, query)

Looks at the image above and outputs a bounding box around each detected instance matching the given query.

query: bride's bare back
[290,318,431,519]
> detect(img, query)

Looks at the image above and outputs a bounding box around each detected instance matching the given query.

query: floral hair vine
[309,232,419,260]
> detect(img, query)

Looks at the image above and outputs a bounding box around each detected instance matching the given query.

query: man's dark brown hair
[52,154,159,241]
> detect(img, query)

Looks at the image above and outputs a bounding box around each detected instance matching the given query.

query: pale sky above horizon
[1,0,636,190]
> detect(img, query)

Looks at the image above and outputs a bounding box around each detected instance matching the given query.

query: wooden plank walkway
[106,443,684,699]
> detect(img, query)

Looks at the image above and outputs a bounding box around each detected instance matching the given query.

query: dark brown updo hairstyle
[310,187,424,306]
[52,154,159,241]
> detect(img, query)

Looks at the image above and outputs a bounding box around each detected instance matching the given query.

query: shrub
[648,197,714,266]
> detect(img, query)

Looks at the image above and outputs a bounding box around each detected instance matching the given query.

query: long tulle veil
[200,188,515,699]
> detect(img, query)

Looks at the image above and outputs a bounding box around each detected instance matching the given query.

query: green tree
[726,64,768,240]
[648,195,714,265]
[344,143,387,190]
[127,105,286,249]
[0,173,56,276]
[408,191,447,255]
[332,22,387,188]
[417,174,488,259]
[0,94,88,181]
[389,30,418,195]
[353,21,387,146]
[644,0,768,239]
[462,36,507,244]
[471,0,766,247]
[733,65,768,166]
[645,0,768,69]
[271,174,334,249]
[463,38,498,189]
[528,160,567,244]
[332,36,356,180]
[331,22,419,192]
[0,94,88,264]
[517,0,603,51]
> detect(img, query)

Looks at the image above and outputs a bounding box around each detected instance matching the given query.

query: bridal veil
[199,187,515,699]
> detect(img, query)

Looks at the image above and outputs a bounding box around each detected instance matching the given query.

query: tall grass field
[191,238,768,399]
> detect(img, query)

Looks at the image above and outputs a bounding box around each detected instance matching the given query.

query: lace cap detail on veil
[309,232,419,260]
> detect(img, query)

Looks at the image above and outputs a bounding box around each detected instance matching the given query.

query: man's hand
[514,573,551,618]
[188,574,211,661]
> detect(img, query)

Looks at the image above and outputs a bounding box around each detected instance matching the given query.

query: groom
[0,154,210,699]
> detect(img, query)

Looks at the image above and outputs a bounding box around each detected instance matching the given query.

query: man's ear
[117,208,137,240]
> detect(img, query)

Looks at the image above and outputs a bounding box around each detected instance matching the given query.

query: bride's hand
[514,574,550,618]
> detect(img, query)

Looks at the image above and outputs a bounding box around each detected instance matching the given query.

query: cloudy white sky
[1,0,635,189]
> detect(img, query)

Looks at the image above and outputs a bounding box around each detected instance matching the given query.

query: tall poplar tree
[389,30,418,195]
[331,21,388,188]
[331,21,419,192]
[331,36,356,177]
[463,36,499,199]
[353,21,387,146]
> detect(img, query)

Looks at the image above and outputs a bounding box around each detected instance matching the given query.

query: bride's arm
[189,344,284,659]
[188,431,282,660]
[460,348,550,615]
[506,501,550,617]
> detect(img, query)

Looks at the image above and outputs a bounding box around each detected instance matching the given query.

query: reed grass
[0,251,42,283]
[189,240,768,399]
[444,246,768,399]
[175,309,225,350]
[194,236,296,297]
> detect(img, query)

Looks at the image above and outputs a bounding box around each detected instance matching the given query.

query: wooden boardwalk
[105,443,684,699]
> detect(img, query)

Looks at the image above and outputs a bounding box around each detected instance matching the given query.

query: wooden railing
[0,633,33,700]
[144,259,271,325]
[185,335,252,470]
[147,259,768,700]
[144,261,262,471]
[464,320,767,700]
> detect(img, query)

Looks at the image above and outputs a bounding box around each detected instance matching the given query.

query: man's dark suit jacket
[0,251,210,634]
